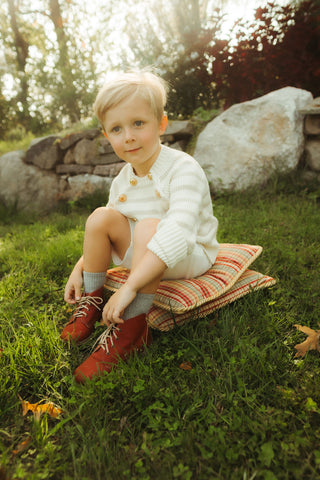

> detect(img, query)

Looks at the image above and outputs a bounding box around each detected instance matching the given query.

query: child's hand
[101,284,137,326]
[64,268,83,304]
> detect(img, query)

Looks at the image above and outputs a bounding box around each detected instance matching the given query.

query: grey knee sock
[83,271,106,294]
[122,293,154,321]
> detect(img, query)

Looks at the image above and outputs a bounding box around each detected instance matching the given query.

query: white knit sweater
[107,145,219,269]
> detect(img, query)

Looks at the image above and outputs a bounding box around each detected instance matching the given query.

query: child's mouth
[127,147,141,153]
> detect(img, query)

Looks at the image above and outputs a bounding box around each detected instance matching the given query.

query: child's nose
[124,128,135,142]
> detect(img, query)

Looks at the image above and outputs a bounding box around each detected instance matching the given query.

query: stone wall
[0,90,319,215]
[300,97,320,176]
[0,121,194,214]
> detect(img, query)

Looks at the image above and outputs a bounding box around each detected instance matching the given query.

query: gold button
[147,173,153,180]
[130,179,137,186]
[118,194,127,202]
[155,190,161,198]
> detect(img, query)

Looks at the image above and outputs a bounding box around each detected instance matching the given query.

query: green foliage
[118,0,320,115]
[185,107,220,155]
[0,0,101,138]
[59,189,109,215]
[0,92,13,139]
[0,131,35,156]
[192,107,220,123]
[4,125,27,142]
[0,172,320,479]
[1,0,319,134]
[115,0,224,117]
[210,0,320,107]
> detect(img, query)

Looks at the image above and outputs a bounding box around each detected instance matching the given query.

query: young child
[60,71,219,383]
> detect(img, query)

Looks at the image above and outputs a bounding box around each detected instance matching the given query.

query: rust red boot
[73,313,152,383]
[60,287,105,343]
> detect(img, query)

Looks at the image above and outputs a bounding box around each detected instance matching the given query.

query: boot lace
[92,324,121,354]
[73,294,104,319]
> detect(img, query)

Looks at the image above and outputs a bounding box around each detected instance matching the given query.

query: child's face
[102,95,167,177]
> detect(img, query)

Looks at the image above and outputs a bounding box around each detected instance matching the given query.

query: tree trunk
[7,0,31,124]
[48,0,81,123]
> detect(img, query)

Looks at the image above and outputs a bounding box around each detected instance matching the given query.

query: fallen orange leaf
[294,324,320,358]
[18,395,62,420]
[179,361,192,371]
[12,436,32,455]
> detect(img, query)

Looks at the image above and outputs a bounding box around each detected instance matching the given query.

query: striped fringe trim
[147,270,276,331]
[105,243,264,313]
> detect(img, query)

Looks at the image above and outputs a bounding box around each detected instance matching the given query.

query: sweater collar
[149,145,173,180]
[127,144,172,181]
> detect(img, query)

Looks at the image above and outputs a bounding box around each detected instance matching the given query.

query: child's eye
[111,126,121,133]
[134,120,144,127]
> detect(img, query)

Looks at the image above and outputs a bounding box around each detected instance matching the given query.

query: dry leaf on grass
[179,361,192,371]
[12,437,32,456]
[18,395,62,420]
[294,324,320,357]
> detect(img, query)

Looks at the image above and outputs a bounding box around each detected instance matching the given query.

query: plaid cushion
[146,269,276,331]
[105,244,264,313]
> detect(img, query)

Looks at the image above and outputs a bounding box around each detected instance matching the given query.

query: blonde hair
[93,71,168,125]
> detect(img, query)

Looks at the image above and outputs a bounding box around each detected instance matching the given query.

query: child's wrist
[124,280,138,294]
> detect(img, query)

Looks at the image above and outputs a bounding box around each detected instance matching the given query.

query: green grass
[0,132,36,156]
[0,171,320,479]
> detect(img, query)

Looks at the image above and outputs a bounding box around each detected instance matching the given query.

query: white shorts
[111,219,212,280]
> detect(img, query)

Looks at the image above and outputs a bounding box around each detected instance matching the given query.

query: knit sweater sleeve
[147,159,207,268]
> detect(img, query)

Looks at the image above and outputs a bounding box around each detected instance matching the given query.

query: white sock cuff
[122,293,154,321]
[83,271,106,294]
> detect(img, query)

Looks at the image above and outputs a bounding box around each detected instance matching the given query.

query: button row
[118,189,161,203]
[129,173,153,186]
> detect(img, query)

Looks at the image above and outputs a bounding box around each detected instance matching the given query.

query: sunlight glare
[219,0,291,39]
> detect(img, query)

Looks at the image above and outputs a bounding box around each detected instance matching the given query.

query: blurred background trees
[211,0,320,108]
[0,0,319,139]
[112,0,226,116]
[1,0,102,137]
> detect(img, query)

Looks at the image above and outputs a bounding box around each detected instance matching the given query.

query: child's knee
[133,218,159,243]
[86,207,107,228]
[85,207,118,232]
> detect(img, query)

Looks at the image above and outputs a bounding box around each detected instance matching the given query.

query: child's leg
[61,207,131,342]
[73,218,165,383]
[131,218,163,291]
[121,218,163,320]
[82,207,131,292]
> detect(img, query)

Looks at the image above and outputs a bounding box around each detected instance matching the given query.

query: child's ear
[159,114,168,135]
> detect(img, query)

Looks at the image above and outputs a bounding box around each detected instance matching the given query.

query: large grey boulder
[25,135,62,170]
[194,87,313,192]
[0,151,67,214]
[67,174,112,201]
